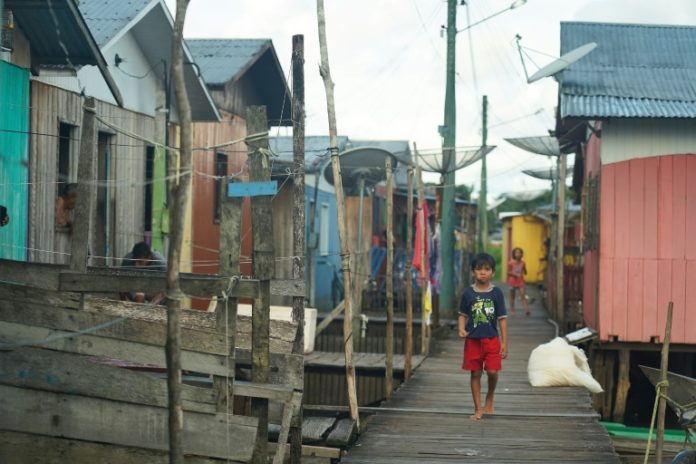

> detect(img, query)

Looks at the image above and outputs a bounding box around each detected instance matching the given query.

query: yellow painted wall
[500,215,549,284]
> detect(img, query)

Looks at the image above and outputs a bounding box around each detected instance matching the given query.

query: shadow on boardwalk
[340,285,620,463]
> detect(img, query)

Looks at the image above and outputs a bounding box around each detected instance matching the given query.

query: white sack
[527,337,603,393]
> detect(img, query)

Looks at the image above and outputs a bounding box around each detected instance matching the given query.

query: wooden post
[247,105,273,463]
[415,161,429,355]
[166,2,192,462]
[70,97,97,272]
[612,349,630,423]
[556,153,566,331]
[404,166,414,380]
[213,177,242,412]
[385,157,394,400]
[316,0,360,427]
[290,33,305,464]
[655,302,673,464]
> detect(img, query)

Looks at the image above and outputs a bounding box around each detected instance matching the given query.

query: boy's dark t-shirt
[458,285,507,338]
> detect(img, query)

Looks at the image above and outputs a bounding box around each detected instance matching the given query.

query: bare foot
[525,310,531,316]
[483,403,494,415]
[469,411,483,420]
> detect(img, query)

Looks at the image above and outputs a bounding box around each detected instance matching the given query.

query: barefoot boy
[458,252,508,420]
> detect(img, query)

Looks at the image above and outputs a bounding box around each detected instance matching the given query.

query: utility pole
[439,0,457,320]
[477,95,488,253]
[556,153,566,331]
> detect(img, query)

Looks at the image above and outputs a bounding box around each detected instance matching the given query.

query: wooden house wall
[190,112,249,309]
[29,81,149,265]
[582,124,602,333]
[598,154,696,344]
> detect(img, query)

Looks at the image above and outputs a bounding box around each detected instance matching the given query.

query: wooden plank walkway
[341,289,620,463]
[306,352,425,372]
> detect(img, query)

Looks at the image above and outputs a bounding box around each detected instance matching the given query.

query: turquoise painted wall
[0,61,29,261]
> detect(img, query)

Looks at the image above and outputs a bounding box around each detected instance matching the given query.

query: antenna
[527,42,597,84]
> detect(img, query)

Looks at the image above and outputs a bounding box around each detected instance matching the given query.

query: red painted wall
[596,154,696,344]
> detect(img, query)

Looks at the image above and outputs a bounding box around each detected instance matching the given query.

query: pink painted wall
[597,154,696,344]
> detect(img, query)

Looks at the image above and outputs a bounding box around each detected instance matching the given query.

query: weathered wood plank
[0,431,240,464]
[325,418,357,447]
[272,391,302,464]
[83,297,297,354]
[0,321,232,377]
[301,417,336,444]
[235,350,304,392]
[0,282,81,309]
[0,385,257,461]
[0,347,215,413]
[70,97,97,272]
[0,259,62,290]
[235,380,294,403]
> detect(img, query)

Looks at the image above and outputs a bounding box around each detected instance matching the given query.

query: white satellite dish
[527,42,597,84]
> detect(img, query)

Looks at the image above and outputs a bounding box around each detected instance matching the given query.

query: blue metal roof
[186,39,270,85]
[78,0,152,47]
[560,22,696,118]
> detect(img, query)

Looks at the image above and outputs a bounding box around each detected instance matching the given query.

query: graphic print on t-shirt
[471,297,495,328]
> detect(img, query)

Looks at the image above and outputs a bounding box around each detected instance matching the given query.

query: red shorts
[462,337,502,372]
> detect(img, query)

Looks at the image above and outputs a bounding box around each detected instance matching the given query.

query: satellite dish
[323,146,397,195]
[527,42,597,84]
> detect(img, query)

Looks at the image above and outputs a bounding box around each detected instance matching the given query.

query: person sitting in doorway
[55,183,78,229]
[0,204,9,227]
[120,241,167,305]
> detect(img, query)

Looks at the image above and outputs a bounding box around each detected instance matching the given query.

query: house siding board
[613,163,631,259]
[307,185,340,311]
[0,61,30,261]
[583,250,598,330]
[671,156,687,260]
[642,259,659,340]
[686,260,696,343]
[611,258,629,340]
[671,260,687,344]
[643,157,659,259]
[29,81,148,264]
[628,159,644,259]
[657,156,673,260]
[626,259,643,340]
[656,259,673,343]
[598,258,614,340]
[599,164,615,258]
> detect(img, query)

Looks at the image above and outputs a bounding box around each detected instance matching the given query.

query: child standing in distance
[507,247,530,316]
[458,253,508,420]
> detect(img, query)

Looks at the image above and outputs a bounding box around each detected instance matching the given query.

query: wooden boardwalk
[341,290,620,463]
[306,352,425,372]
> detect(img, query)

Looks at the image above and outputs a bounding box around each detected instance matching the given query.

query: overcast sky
[166,0,696,200]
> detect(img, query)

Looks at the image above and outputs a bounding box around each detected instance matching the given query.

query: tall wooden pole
[385,157,394,400]
[247,106,273,464]
[439,0,457,319]
[70,96,96,272]
[476,95,488,253]
[290,34,305,464]
[404,166,414,380]
[556,153,566,331]
[415,160,429,355]
[166,2,191,461]
[316,0,360,427]
[655,302,673,463]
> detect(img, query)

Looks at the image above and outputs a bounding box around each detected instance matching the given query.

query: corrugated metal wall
[29,81,150,264]
[598,153,696,344]
[0,61,30,261]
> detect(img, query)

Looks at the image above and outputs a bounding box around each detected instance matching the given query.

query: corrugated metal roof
[560,22,696,118]
[77,0,152,47]
[269,136,351,173]
[6,0,123,105]
[186,39,270,85]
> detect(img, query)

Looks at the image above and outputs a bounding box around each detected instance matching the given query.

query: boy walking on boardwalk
[458,253,508,420]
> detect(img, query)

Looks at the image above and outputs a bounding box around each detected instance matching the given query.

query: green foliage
[488,242,502,277]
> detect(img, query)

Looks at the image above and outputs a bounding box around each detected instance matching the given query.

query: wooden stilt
[612,349,630,423]
[385,157,394,400]
[404,166,414,380]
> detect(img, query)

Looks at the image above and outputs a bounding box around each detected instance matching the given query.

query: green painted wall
[0,61,29,261]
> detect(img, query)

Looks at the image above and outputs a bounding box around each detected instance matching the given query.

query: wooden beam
[234,381,294,403]
[0,321,233,377]
[0,385,257,461]
[0,259,62,290]
[247,105,274,464]
[70,97,97,272]
[0,347,215,413]
[314,300,345,336]
[612,349,630,423]
[385,156,394,400]
[58,270,303,298]
[404,166,414,380]
[0,282,80,309]
[0,431,228,464]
